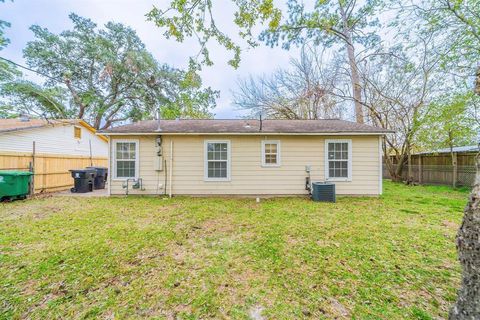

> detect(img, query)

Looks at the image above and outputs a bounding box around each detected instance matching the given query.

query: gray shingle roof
[99,119,391,135]
[414,145,479,155]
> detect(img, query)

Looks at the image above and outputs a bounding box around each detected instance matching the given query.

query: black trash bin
[311,182,336,202]
[70,169,96,193]
[86,166,108,189]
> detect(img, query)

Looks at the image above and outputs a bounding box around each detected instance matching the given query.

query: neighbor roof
[99,119,391,135]
[0,118,107,141]
[414,145,479,155]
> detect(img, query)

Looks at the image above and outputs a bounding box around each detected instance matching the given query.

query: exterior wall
[0,124,107,157]
[109,134,382,196]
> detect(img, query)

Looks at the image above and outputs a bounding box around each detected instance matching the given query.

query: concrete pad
[55,188,108,197]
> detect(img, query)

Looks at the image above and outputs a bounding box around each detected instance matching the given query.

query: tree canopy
[148,0,385,123]
[1,13,218,128]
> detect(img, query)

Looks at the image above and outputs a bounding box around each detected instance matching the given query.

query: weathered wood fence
[384,152,476,187]
[0,151,107,193]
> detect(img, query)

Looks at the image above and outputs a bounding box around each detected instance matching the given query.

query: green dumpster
[0,171,33,201]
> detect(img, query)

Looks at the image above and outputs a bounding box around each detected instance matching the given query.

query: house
[0,117,108,192]
[99,119,389,197]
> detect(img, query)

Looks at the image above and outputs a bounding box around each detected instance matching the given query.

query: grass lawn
[0,181,467,319]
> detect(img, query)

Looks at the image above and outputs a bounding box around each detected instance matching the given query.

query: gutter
[97,131,392,136]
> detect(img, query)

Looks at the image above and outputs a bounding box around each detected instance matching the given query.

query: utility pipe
[169,139,173,198]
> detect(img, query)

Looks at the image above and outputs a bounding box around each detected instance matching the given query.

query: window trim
[112,139,140,181]
[261,140,281,167]
[204,140,231,182]
[324,139,352,182]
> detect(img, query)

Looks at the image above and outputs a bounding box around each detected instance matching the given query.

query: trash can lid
[69,169,96,172]
[0,170,33,176]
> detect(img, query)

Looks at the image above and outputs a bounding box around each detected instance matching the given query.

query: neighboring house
[0,118,108,192]
[99,119,390,197]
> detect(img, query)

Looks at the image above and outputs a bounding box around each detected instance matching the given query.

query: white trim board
[99,132,389,136]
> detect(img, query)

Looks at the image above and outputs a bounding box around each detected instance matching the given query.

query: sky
[0,0,302,119]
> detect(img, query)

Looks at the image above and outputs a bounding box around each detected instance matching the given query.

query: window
[204,140,230,181]
[262,140,280,167]
[325,139,352,181]
[74,126,82,139]
[114,140,139,179]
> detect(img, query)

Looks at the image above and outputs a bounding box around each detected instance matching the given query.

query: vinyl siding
[109,134,382,196]
[0,124,107,157]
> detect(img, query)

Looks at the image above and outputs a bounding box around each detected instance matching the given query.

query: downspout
[107,137,111,196]
[169,139,173,198]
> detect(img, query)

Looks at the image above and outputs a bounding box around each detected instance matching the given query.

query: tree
[356,38,443,181]
[147,0,384,123]
[0,80,69,118]
[0,0,10,50]
[0,0,19,84]
[402,1,480,317]
[416,92,477,187]
[17,13,217,129]
[233,45,343,119]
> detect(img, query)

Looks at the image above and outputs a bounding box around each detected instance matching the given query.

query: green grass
[0,181,467,319]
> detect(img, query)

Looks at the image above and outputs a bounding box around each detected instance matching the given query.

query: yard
[0,181,467,319]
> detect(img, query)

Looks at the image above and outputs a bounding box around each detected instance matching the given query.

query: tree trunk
[418,155,422,184]
[449,66,480,318]
[407,148,413,183]
[449,153,480,319]
[338,1,364,124]
[452,151,458,189]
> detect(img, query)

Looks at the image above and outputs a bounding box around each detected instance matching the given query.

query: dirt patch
[441,220,458,230]
[327,298,350,318]
[249,305,265,320]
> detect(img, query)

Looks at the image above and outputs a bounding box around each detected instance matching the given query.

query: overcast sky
[0,0,303,119]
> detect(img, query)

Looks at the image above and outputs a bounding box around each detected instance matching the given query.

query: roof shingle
[0,119,79,133]
[99,119,390,135]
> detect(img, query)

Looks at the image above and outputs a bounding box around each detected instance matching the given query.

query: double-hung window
[113,140,139,179]
[262,140,280,167]
[205,140,230,181]
[325,139,352,181]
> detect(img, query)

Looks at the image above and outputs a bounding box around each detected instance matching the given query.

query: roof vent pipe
[259,114,262,132]
[156,109,162,132]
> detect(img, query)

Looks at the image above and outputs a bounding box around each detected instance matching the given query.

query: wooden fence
[384,152,477,187]
[0,151,107,193]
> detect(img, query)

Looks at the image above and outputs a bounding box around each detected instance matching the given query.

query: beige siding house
[99,119,389,197]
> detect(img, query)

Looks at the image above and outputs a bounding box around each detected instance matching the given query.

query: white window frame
[261,140,281,167]
[325,139,352,182]
[112,139,140,180]
[204,140,231,182]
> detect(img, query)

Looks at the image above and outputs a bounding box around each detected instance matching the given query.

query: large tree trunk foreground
[449,153,480,319]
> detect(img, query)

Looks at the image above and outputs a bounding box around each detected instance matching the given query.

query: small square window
[262,141,280,166]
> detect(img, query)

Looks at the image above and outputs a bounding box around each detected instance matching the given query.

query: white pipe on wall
[107,137,111,196]
[169,139,173,198]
